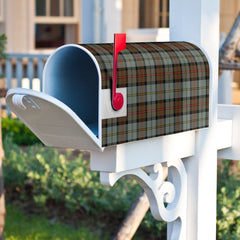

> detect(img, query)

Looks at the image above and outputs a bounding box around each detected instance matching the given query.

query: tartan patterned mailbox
[6,37,210,152]
[85,41,210,147]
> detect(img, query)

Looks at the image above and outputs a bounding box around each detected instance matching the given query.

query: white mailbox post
[170,0,220,239]
[6,0,240,239]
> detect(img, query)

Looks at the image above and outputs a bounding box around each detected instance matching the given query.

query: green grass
[4,205,104,240]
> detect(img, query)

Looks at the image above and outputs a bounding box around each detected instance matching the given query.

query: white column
[102,0,122,42]
[218,71,233,104]
[170,0,219,239]
[81,0,95,43]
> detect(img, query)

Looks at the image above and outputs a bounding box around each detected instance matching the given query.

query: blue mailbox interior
[43,45,99,136]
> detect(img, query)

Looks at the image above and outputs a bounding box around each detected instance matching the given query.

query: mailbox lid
[6,88,103,151]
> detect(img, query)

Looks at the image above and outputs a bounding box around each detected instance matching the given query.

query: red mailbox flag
[112,33,126,111]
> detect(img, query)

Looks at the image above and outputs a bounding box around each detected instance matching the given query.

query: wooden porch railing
[0,53,49,92]
[0,53,49,114]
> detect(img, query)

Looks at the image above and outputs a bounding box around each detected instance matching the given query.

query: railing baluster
[3,53,49,113]
[5,58,12,89]
[0,60,3,78]
[16,58,23,88]
[37,58,44,91]
[5,53,49,90]
[5,59,13,115]
[27,58,34,89]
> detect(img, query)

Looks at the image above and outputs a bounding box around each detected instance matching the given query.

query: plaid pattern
[82,42,209,147]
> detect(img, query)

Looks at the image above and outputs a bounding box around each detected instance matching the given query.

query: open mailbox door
[6,88,103,151]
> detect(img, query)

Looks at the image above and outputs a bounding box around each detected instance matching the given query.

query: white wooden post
[170,0,219,239]
[218,71,233,104]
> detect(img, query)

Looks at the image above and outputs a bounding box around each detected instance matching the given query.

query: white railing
[0,53,49,92]
[0,53,49,114]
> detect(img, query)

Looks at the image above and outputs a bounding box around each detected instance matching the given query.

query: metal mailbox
[6,37,210,152]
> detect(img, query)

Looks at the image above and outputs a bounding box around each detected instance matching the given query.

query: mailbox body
[6,41,209,151]
[83,42,209,147]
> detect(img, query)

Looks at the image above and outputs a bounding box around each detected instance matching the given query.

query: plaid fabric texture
[82,42,209,147]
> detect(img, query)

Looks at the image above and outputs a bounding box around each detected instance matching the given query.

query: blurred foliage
[3,135,166,238]
[4,117,240,239]
[3,135,139,215]
[5,204,103,240]
[2,117,41,145]
[217,160,240,239]
[0,33,7,59]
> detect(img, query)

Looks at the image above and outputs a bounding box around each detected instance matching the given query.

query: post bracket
[100,158,187,239]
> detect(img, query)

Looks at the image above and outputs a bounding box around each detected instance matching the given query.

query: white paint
[81,0,95,43]
[216,119,232,150]
[170,0,219,239]
[100,159,187,238]
[102,0,122,43]
[115,0,122,10]
[218,71,233,104]
[94,0,102,43]
[126,28,169,42]
[101,88,127,119]
[32,78,41,92]
[22,78,30,89]
[90,130,195,172]
[6,88,103,151]
[218,104,240,160]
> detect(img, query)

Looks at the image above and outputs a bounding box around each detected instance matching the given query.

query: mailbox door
[6,88,103,151]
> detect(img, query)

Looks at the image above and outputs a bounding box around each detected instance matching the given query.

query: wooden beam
[114,167,168,240]
[113,190,149,240]
[219,61,240,70]
[219,12,240,62]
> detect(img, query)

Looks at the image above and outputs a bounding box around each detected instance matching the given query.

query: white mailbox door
[6,88,103,151]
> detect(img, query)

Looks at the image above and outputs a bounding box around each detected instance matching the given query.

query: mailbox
[6,37,210,152]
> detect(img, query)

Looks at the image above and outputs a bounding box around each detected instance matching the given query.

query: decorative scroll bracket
[100,158,187,240]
